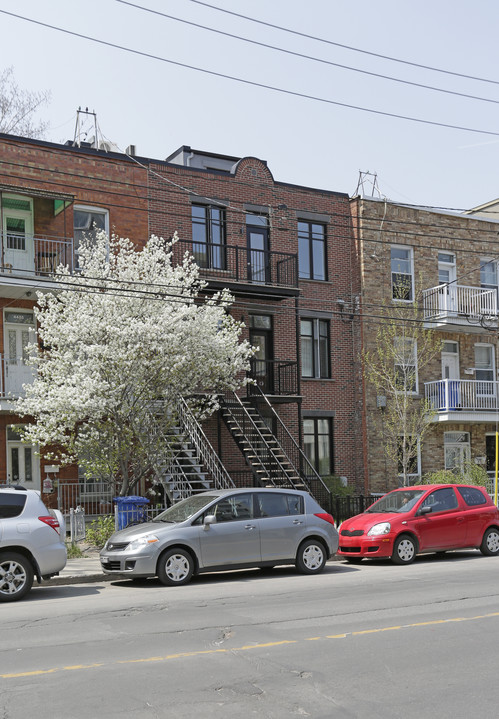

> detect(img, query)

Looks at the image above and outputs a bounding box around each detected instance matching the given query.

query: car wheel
[157,548,194,586]
[0,552,34,602]
[480,527,499,556]
[391,535,417,565]
[296,539,327,574]
[344,557,363,564]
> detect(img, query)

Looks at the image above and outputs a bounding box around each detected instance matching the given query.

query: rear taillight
[315,512,335,526]
[38,515,60,532]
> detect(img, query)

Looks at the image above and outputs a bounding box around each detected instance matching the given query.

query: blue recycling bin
[114,496,150,530]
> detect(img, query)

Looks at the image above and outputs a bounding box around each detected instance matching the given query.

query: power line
[186,0,499,88]
[115,0,499,107]
[2,9,499,138]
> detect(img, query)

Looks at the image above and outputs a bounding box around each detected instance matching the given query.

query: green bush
[85,515,115,548]
[421,460,489,487]
[66,542,85,559]
[321,475,355,496]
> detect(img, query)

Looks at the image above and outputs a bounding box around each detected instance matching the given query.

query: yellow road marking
[3,612,499,680]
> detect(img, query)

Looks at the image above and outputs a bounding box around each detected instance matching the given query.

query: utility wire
[2,9,499,138]
[116,0,499,107]
[186,0,499,87]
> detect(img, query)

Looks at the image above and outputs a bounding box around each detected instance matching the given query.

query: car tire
[296,539,327,574]
[157,548,194,586]
[480,527,499,556]
[0,552,34,602]
[391,535,417,565]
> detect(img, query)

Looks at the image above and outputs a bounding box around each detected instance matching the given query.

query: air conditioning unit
[98,140,120,153]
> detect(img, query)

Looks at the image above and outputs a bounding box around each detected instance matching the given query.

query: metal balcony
[425,378,499,422]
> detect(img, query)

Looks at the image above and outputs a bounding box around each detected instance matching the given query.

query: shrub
[86,515,115,548]
[321,475,355,497]
[422,460,490,487]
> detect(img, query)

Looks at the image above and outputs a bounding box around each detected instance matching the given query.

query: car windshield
[366,489,426,513]
[152,495,217,523]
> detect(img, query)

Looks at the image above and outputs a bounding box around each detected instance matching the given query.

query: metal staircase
[148,397,235,503]
[220,389,332,507]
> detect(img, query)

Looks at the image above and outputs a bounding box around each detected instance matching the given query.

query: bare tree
[0,66,50,138]
[362,287,441,486]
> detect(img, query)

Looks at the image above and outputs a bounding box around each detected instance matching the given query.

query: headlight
[367,522,391,536]
[128,535,159,552]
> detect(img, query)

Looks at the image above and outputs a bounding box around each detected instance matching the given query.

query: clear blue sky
[1,0,499,211]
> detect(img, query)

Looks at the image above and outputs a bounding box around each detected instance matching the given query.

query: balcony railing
[247,359,298,396]
[1,233,75,276]
[426,379,499,412]
[422,284,497,322]
[172,239,298,289]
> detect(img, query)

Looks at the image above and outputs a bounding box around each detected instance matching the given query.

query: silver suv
[100,488,339,586]
[0,487,67,602]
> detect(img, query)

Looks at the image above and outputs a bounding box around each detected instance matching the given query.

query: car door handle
[293,519,303,525]
[245,524,256,530]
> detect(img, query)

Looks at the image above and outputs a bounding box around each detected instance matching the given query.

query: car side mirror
[419,506,432,515]
[203,514,216,530]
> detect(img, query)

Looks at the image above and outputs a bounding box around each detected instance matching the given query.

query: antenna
[355,170,383,198]
[73,107,98,147]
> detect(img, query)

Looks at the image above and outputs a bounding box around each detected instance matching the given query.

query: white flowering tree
[14,232,253,496]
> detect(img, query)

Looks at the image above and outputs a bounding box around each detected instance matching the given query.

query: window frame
[298,220,327,281]
[303,417,334,476]
[391,245,414,301]
[191,203,227,270]
[397,436,421,478]
[300,318,331,379]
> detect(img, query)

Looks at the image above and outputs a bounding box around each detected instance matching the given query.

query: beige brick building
[351,196,499,493]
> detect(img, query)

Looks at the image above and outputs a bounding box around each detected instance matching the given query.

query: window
[480,258,497,292]
[457,486,487,507]
[397,436,421,478]
[74,206,108,265]
[301,319,330,378]
[191,204,226,269]
[421,487,458,512]
[475,344,495,397]
[257,492,303,517]
[391,246,413,300]
[394,337,418,393]
[303,418,333,476]
[444,432,470,471]
[211,493,253,522]
[298,221,326,280]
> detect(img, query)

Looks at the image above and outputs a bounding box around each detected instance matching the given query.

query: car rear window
[457,487,487,506]
[0,493,27,518]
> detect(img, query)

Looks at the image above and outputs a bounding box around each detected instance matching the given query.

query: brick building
[351,195,499,493]
[0,134,365,509]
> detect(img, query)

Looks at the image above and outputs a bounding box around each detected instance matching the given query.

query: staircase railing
[221,390,302,488]
[249,385,332,506]
[175,396,235,490]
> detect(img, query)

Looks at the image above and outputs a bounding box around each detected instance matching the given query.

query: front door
[3,311,36,397]
[249,315,273,393]
[6,426,40,490]
[438,252,457,314]
[2,197,34,274]
[440,345,460,409]
[246,214,269,284]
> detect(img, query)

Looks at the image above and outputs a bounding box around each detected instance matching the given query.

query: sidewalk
[43,551,110,586]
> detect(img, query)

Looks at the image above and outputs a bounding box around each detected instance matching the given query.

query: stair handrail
[175,396,235,490]
[221,390,301,488]
[250,385,332,499]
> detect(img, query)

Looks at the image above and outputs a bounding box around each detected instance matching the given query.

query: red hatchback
[337,484,499,565]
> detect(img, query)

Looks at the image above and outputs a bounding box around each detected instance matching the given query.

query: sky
[1,0,499,211]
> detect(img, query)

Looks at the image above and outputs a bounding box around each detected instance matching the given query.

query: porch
[425,379,499,422]
[422,284,497,331]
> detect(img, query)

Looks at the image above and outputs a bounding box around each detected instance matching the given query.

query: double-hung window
[303,418,333,476]
[391,246,413,300]
[301,319,330,378]
[397,436,421,479]
[298,221,326,280]
[191,204,226,270]
[74,206,109,268]
[394,337,418,393]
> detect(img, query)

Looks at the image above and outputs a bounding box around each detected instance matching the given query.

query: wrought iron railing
[172,238,298,288]
[0,233,74,275]
[247,359,298,396]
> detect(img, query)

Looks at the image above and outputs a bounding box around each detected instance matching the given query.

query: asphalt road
[1,552,498,718]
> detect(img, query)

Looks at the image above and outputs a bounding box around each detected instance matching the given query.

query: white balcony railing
[1,234,74,276]
[422,284,497,322]
[426,379,499,412]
